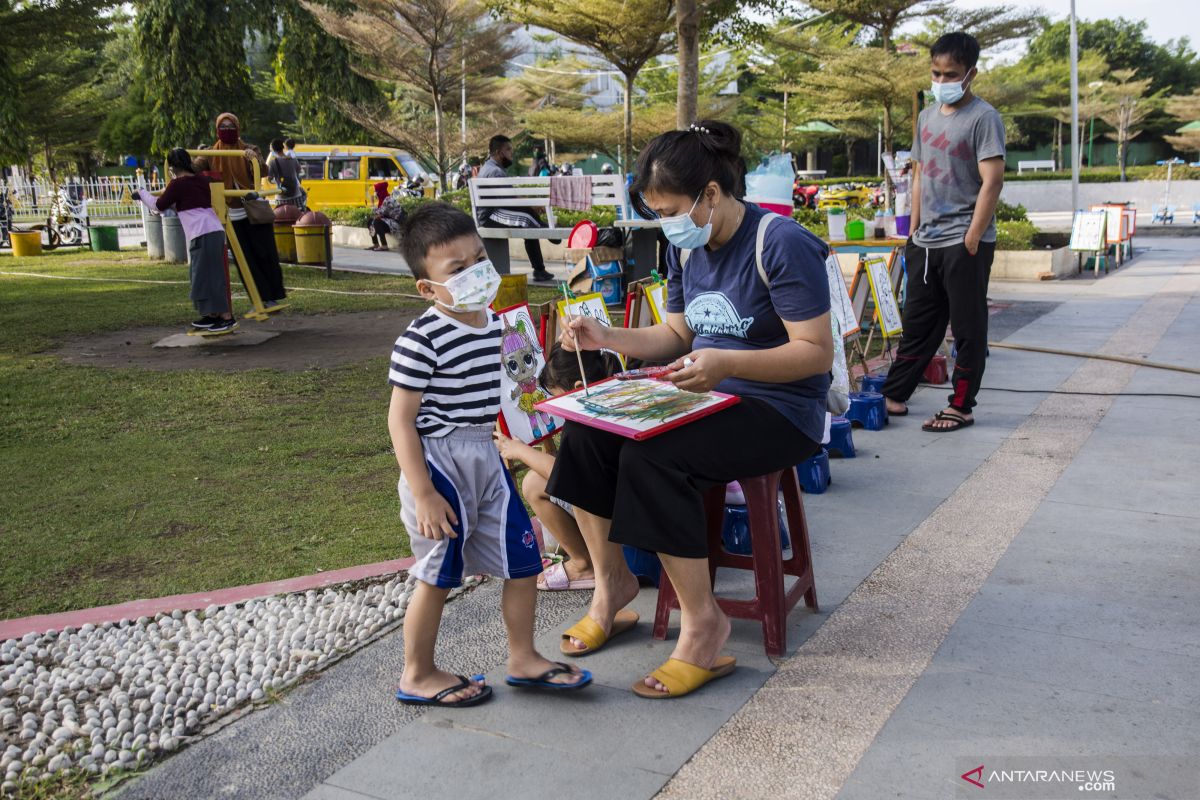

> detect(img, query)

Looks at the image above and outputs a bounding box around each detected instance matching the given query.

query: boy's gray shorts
[399,425,543,589]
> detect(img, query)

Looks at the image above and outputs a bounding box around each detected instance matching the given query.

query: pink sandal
[537,561,596,591]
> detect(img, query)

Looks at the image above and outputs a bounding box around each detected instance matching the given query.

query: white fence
[2,177,157,224]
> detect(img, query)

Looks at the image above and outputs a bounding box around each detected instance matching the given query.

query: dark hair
[284,138,296,149]
[539,343,621,392]
[166,148,194,175]
[399,202,480,281]
[270,138,285,153]
[488,135,511,156]
[629,120,746,218]
[930,32,981,71]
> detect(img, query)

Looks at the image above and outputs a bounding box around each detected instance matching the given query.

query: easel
[844,248,903,376]
[159,150,287,322]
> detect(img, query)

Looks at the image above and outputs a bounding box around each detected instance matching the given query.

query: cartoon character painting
[500,315,557,440]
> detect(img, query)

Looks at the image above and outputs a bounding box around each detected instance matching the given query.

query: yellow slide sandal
[560,609,640,656]
[632,656,737,699]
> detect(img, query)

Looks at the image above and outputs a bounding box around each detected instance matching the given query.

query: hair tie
[687,123,711,135]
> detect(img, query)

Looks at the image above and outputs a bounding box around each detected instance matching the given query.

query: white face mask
[930,69,973,105]
[425,258,501,313]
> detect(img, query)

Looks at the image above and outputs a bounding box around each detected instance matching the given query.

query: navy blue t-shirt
[666,202,831,443]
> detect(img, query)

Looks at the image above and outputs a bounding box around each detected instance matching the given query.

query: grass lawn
[0,249,562,618]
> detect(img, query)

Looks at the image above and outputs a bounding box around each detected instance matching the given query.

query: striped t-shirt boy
[388,307,502,437]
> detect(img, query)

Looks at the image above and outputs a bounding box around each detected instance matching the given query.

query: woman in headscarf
[364,180,406,251]
[212,112,287,310]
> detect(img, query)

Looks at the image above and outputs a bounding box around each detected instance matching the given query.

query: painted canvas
[644,280,668,324]
[536,377,739,441]
[496,303,561,445]
[555,292,627,368]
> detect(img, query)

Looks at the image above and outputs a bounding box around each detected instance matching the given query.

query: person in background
[880,31,1004,433]
[601,163,615,176]
[366,181,406,251]
[268,138,306,209]
[473,135,556,284]
[211,112,287,312]
[131,148,235,333]
[493,345,622,591]
[284,138,297,158]
[529,149,552,178]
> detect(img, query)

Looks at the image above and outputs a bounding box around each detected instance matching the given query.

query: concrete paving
[115,240,1199,800]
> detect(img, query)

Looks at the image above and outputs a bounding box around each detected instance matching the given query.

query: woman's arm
[560,313,693,363]
[669,313,833,394]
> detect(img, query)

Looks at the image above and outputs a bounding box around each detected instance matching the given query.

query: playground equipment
[150,150,289,328]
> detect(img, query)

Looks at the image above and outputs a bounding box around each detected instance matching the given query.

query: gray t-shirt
[474,158,508,224]
[268,156,302,199]
[911,96,1006,248]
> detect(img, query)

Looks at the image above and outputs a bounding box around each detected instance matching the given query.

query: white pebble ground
[0,573,476,795]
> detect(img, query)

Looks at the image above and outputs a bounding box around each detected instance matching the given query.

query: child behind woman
[132,148,234,333]
[493,345,621,591]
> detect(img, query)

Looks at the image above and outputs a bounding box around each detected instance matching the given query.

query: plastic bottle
[827,207,847,241]
[873,209,885,239]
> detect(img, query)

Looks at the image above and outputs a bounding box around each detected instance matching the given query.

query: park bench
[1017,159,1056,174]
[1151,204,1175,224]
[468,174,661,279]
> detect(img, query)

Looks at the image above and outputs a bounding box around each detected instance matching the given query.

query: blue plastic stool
[827,416,856,458]
[623,546,661,586]
[846,391,888,430]
[721,498,792,555]
[797,449,831,494]
[860,372,888,394]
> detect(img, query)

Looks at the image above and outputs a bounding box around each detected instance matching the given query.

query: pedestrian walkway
[116,240,1200,800]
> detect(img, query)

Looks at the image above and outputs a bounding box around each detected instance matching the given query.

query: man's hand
[667,349,734,393]
[964,231,981,256]
[411,486,459,540]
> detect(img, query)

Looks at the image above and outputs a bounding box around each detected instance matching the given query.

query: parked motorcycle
[793,179,820,209]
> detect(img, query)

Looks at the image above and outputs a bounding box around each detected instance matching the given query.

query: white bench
[469,175,660,277]
[1017,160,1056,174]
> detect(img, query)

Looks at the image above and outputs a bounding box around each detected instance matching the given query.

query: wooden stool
[652,468,818,657]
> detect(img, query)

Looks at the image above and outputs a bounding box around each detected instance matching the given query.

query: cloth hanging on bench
[549,175,592,211]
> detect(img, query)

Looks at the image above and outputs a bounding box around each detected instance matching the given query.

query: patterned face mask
[425,258,501,313]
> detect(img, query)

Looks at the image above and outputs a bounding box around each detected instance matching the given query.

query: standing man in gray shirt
[882,31,1005,433]
[475,135,556,283]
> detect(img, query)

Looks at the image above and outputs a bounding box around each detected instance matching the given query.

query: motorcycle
[793,179,820,209]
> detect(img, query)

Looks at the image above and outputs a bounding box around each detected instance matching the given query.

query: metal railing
[2,177,156,224]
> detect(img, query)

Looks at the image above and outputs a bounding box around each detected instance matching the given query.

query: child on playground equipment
[493,344,621,592]
[132,148,235,334]
[387,202,592,707]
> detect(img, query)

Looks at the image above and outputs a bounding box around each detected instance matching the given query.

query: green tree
[135,0,259,152]
[491,0,676,172]
[276,0,380,142]
[2,0,116,179]
[305,0,521,184]
[1025,17,1200,97]
[1164,89,1200,159]
[1096,69,1157,181]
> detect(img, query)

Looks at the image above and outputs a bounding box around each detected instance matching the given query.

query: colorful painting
[536,377,739,441]
[555,291,626,368]
[496,303,561,445]
[644,280,668,324]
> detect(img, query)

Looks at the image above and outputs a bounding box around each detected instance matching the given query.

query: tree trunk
[1118,133,1127,182]
[845,139,855,175]
[781,91,788,152]
[433,89,446,189]
[623,70,634,175]
[676,0,699,130]
[1054,118,1062,171]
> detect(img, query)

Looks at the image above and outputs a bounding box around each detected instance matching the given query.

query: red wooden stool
[652,468,818,657]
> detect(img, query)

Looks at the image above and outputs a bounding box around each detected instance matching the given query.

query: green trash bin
[89,226,120,252]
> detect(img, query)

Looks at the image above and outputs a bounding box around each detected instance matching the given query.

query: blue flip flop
[505,662,593,690]
[396,674,492,707]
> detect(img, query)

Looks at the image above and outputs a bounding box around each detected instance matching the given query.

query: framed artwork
[496,302,561,445]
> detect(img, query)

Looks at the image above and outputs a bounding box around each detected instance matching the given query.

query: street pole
[1069,0,1080,212]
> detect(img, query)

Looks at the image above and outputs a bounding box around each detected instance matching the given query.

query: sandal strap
[562,615,606,650]
[649,658,714,696]
[431,675,472,703]
[540,562,569,589]
[531,662,578,683]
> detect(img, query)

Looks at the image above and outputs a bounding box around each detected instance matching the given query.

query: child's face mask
[425,259,501,313]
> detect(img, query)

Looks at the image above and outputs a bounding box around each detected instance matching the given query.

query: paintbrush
[560,282,591,396]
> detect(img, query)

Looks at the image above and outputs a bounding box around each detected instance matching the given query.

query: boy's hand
[412,487,459,540]
[493,431,524,463]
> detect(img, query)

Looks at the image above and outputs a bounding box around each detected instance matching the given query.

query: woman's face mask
[424,259,501,313]
[659,192,715,249]
[217,126,239,144]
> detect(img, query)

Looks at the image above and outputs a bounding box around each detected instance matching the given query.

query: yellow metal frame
[152,151,288,322]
